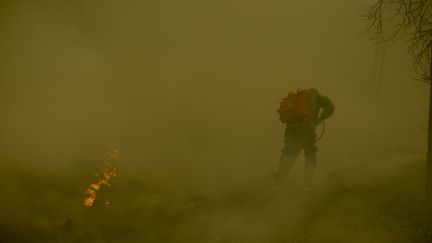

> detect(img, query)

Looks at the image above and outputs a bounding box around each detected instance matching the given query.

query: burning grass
[84,149,119,207]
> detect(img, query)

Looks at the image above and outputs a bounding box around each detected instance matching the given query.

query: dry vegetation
[0,151,428,243]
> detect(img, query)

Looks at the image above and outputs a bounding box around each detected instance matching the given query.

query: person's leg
[303,131,318,188]
[275,138,301,186]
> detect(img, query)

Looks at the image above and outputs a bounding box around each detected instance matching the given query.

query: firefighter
[275,88,334,188]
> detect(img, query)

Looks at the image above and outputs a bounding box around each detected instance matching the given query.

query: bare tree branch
[365,0,432,83]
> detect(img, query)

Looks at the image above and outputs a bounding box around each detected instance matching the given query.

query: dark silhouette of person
[275,88,334,188]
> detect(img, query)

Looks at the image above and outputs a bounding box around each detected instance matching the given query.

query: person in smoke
[275,88,334,188]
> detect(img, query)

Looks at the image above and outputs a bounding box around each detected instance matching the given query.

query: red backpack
[277,89,314,123]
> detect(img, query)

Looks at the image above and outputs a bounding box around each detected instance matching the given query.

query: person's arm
[316,94,334,124]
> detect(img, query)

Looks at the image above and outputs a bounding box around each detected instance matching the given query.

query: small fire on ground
[84,149,119,207]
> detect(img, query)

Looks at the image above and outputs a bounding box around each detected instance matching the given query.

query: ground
[0,150,430,243]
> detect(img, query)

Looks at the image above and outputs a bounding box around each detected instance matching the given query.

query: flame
[84,149,119,207]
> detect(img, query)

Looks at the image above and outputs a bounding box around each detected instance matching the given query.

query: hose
[316,120,326,142]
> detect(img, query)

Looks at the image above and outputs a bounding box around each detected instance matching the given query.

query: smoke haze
[0,0,429,242]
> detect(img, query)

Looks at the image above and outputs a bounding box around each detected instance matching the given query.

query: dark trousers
[276,126,318,186]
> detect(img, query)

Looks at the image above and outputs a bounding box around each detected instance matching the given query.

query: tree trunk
[427,45,432,200]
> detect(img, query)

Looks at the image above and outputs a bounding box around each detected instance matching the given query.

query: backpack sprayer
[278,89,327,142]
